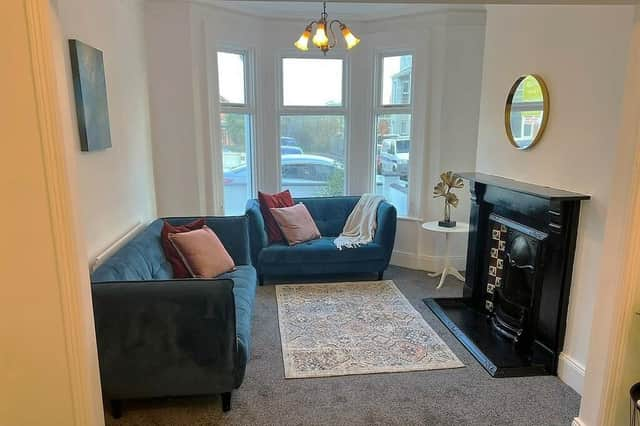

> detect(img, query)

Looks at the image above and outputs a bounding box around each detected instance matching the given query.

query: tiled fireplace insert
[425,172,590,377]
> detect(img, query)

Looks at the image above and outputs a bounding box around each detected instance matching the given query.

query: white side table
[421,221,470,289]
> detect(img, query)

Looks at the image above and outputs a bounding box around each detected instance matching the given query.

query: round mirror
[505,74,549,150]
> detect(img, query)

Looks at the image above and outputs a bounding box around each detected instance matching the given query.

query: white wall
[579,6,640,426]
[53,0,157,261]
[475,5,635,394]
[145,1,204,217]
[144,2,485,272]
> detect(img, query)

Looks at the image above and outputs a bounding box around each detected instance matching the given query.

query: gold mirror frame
[504,74,550,150]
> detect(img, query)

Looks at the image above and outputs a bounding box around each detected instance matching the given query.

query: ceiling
[207,2,481,20]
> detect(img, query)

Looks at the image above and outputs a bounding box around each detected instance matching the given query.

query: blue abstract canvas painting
[68,39,112,151]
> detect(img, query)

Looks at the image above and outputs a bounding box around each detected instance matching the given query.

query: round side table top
[421,221,470,234]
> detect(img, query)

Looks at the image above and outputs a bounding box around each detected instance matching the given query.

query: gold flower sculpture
[433,171,464,227]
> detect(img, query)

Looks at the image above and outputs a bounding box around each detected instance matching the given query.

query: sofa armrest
[374,201,397,263]
[245,199,267,269]
[92,279,238,398]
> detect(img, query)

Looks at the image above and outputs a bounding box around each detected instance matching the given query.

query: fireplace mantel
[425,172,590,377]
[456,172,591,201]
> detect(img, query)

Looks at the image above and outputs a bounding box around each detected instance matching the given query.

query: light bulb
[294,27,311,51]
[341,25,360,50]
[312,22,329,48]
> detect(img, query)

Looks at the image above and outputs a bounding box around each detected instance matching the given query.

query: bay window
[217,50,254,215]
[374,53,413,217]
[279,57,346,197]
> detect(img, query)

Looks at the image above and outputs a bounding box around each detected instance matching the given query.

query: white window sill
[397,216,423,223]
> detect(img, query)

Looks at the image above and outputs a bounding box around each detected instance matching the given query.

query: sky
[218,51,246,104]
[381,56,402,105]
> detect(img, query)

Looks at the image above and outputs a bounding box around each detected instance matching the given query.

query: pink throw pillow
[168,225,235,278]
[269,203,321,246]
[258,190,295,243]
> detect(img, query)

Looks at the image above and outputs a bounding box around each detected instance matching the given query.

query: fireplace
[487,214,546,345]
[425,173,590,377]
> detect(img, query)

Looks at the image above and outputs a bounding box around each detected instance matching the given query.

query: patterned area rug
[276,280,464,378]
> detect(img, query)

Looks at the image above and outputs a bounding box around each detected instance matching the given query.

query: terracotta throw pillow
[161,218,205,278]
[168,225,235,278]
[258,190,295,243]
[269,203,321,246]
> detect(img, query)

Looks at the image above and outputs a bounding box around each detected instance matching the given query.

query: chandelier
[293,2,361,55]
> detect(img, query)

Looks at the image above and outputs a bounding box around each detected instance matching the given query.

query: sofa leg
[377,271,384,281]
[110,399,123,419]
[221,392,232,412]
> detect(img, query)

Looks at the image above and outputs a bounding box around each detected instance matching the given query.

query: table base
[428,265,465,289]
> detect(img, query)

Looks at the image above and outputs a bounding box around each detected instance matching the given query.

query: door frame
[22,1,104,424]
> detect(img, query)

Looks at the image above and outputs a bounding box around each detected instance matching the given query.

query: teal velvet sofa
[246,196,397,284]
[90,216,256,417]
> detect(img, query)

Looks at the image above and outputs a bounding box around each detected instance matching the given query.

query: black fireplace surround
[425,172,590,377]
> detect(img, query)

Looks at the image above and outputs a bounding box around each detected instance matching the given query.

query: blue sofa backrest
[91,220,170,283]
[91,216,251,283]
[294,196,360,237]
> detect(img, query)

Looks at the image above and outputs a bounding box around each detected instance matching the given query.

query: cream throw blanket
[334,194,385,250]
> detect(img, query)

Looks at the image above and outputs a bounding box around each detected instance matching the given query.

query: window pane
[282,58,343,106]
[217,52,245,104]
[221,113,252,215]
[381,55,412,106]
[280,115,345,197]
[375,114,411,216]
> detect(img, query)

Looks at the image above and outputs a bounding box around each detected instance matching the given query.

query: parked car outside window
[223,154,344,214]
[281,145,304,155]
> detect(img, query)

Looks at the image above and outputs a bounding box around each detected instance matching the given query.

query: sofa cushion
[218,265,257,361]
[295,197,359,237]
[169,226,235,278]
[161,218,205,278]
[259,237,386,265]
[259,190,294,244]
[270,203,321,246]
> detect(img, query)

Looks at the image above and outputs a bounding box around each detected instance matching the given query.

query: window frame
[216,47,257,213]
[276,51,350,195]
[218,48,255,117]
[278,52,348,114]
[372,50,416,218]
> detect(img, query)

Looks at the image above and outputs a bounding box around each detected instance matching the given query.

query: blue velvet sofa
[90,216,256,417]
[246,196,397,284]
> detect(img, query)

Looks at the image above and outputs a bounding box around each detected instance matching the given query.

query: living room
[4,0,640,425]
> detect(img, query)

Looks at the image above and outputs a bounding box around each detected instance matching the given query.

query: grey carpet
[105,266,580,425]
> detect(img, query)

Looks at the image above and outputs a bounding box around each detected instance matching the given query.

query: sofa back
[91,216,250,283]
[91,220,170,283]
[293,196,360,237]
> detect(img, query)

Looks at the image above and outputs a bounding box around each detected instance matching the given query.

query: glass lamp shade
[341,25,360,50]
[312,22,329,48]
[294,28,311,51]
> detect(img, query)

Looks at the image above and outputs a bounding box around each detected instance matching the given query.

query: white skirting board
[572,417,586,426]
[558,352,585,395]
[390,249,466,273]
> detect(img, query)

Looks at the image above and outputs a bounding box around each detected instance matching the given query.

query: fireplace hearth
[425,173,590,377]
